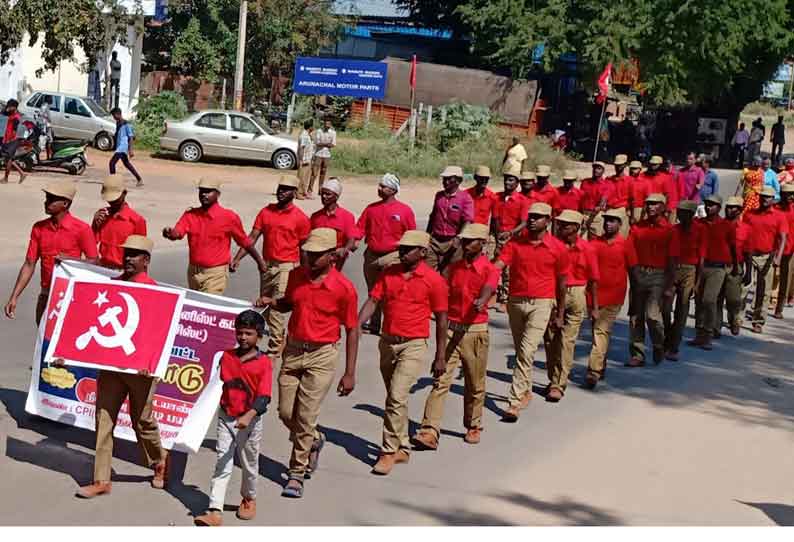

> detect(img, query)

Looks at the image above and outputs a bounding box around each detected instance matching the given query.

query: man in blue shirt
[109,107,143,187]
[699,155,719,201]
[762,157,781,201]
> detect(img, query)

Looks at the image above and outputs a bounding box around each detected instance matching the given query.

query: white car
[160,110,298,169]
[19,91,117,151]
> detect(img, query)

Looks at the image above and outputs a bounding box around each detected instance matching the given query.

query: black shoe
[652,348,664,365]
[305,433,326,478]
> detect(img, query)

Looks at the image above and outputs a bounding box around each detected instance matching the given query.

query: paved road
[3,168,794,526]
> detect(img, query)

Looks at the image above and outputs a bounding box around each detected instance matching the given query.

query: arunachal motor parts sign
[293,56,388,99]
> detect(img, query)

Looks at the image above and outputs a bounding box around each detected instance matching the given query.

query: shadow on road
[737,500,794,526]
[319,424,380,467]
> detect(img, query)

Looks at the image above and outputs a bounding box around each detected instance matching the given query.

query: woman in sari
[739,156,764,214]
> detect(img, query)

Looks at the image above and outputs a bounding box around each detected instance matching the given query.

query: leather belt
[448,321,488,333]
[704,261,728,268]
[286,338,332,352]
[381,334,423,344]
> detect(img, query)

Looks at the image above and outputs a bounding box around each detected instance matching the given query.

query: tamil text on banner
[293,56,388,99]
[25,260,252,453]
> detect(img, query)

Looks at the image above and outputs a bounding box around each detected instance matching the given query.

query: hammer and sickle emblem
[75,292,140,355]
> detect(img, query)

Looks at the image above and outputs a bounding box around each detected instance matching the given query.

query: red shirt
[565,237,600,287]
[370,261,449,338]
[732,219,751,262]
[357,199,416,254]
[174,203,252,267]
[3,111,20,143]
[493,191,529,232]
[219,349,273,418]
[660,172,680,210]
[744,206,790,254]
[310,205,361,248]
[466,186,497,225]
[628,218,673,269]
[669,221,707,265]
[94,203,147,268]
[699,216,736,264]
[527,183,560,212]
[642,172,666,195]
[253,203,311,263]
[26,212,98,289]
[590,235,637,306]
[579,178,611,211]
[629,176,651,208]
[498,233,570,298]
[284,267,358,344]
[780,205,794,255]
[447,255,500,324]
[557,185,583,212]
[606,175,630,208]
[430,189,475,237]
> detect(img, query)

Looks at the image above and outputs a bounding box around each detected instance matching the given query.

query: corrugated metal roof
[334,0,406,18]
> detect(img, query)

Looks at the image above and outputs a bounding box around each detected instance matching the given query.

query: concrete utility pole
[233,0,248,111]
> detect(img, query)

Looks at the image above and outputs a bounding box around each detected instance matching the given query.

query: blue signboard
[293,57,388,99]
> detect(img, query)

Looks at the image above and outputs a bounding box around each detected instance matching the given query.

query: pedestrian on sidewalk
[92,174,147,269]
[296,120,315,199]
[358,231,448,476]
[731,122,750,167]
[194,310,273,526]
[413,223,498,449]
[109,107,143,187]
[771,115,786,165]
[309,117,336,192]
[257,228,359,498]
[1,99,26,184]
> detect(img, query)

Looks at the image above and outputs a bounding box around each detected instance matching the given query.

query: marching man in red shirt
[495,202,569,420]
[580,161,611,238]
[257,228,359,498]
[493,161,530,311]
[627,193,674,366]
[773,184,794,318]
[5,181,97,324]
[163,178,267,295]
[586,209,637,388]
[309,177,361,270]
[359,230,448,476]
[606,154,631,236]
[558,170,583,213]
[466,165,497,257]
[744,186,789,333]
[627,160,649,224]
[528,165,560,213]
[194,310,273,526]
[412,223,499,449]
[93,174,147,269]
[544,210,599,402]
[233,176,311,356]
[718,197,752,335]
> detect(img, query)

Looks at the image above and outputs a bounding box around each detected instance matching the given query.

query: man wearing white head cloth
[310,177,362,271]
[356,173,417,335]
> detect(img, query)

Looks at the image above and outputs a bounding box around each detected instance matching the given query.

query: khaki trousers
[187,263,229,294]
[719,268,746,329]
[379,337,428,454]
[297,163,311,197]
[425,236,460,272]
[94,370,165,482]
[629,267,666,361]
[587,304,622,375]
[420,325,489,434]
[545,286,587,392]
[751,254,775,325]
[663,264,697,352]
[496,237,511,304]
[694,265,727,339]
[260,261,296,357]
[506,297,554,407]
[309,156,330,192]
[278,342,337,479]
[775,253,794,314]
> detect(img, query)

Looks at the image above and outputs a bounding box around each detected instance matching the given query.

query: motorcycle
[23,121,88,175]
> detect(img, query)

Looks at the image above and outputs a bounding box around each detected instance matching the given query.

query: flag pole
[593,97,607,163]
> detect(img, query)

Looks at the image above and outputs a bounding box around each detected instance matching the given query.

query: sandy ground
[2,149,793,526]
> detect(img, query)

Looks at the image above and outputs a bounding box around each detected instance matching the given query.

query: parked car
[160,110,298,170]
[19,91,117,151]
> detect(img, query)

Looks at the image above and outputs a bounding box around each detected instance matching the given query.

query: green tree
[171,17,223,81]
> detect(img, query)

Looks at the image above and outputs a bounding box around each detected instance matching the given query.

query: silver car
[160,110,298,170]
[19,91,117,151]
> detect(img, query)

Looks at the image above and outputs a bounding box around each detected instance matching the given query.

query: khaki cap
[101,174,126,202]
[725,196,744,207]
[399,230,431,248]
[781,184,794,194]
[761,186,777,197]
[197,178,222,191]
[536,164,551,177]
[704,194,723,205]
[43,181,77,200]
[520,170,536,181]
[502,161,522,177]
[593,161,606,169]
[562,170,578,180]
[629,160,643,169]
[649,155,663,165]
[474,165,492,178]
[613,154,628,165]
[120,234,154,254]
[278,175,299,189]
[645,193,667,204]
[603,208,625,221]
[459,223,489,240]
[556,209,584,224]
[441,165,464,178]
[528,202,552,217]
[302,227,337,252]
[677,200,698,212]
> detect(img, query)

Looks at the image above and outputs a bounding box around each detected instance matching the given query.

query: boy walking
[194,310,273,526]
[109,107,143,187]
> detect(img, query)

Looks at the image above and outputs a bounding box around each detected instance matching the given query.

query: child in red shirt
[194,310,273,526]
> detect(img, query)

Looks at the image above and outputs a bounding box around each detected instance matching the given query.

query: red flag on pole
[596,63,612,104]
[409,54,417,89]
